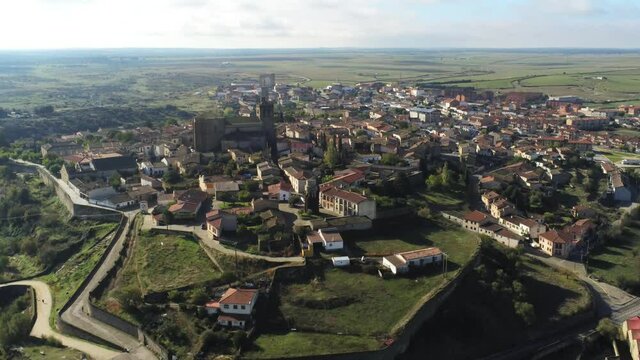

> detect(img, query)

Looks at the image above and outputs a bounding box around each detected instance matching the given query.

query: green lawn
[279,268,450,337]
[247,219,479,358]
[588,219,640,291]
[343,219,479,261]
[245,332,380,359]
[127,231,221,294]
[419,188,467,209]
[597,148,640,163]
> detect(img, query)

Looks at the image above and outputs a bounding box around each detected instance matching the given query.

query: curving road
[10,159,157,359]
[0,281,120,360]
[61,213,157,360]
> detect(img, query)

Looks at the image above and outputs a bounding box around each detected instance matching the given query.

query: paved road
[62,213,157,360]
[0,281,121,360]
[12,160,157,359]
[141,214,305,263]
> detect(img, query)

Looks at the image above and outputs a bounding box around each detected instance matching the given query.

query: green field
[119,230,221,294]
[248,218,479,358]
[2,50,640,114]
[588,219,640,291]
[344,220,478,258]
[597,148,640,163]
[245,332,380,359]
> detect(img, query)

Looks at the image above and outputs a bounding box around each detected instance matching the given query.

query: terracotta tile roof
[306,231,323,244]
[207,217,223,231]
[219,288,258,305]
[268,181,292,194]
[463,210,488,223]
[320,229,343,243]
[540,230,574,244]
[398,247,442,262]
[321,186,368,204]
[169,201,199,213]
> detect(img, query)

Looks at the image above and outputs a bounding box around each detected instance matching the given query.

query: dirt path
[0,280,121,360]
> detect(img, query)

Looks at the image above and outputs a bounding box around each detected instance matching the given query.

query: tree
[426,174,442,190]
[529,191,543,211]
[162,208,174,225]
[513,301,536,326]
[381,153,400,166]
[237,190,252,202]
[109,172,121,190]
[224,161,237,177]
[189,288,209,305]
[543,212,556,225]
[596,318,620,341]
[288,194,301,207]
[393,172,412,196]
[162,167,181,184]
[417,206,431,220]
[323,140,340,168]
[116,286,142,312]
[232,330,247,350]
[242,180,260,192]
[440,162,453,188]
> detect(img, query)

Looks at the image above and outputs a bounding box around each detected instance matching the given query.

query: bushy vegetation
[588,207,640,295]
[400,239,591,360]
[0,292,32,355]
[0,174,116,280]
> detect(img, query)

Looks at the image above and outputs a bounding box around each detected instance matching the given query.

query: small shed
[331,256,350,267]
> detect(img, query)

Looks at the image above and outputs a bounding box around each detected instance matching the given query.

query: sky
[0,0,639,49]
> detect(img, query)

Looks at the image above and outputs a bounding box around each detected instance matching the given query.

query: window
[241,305,246,310]
[233,305,238,309]
[223,305,229,309]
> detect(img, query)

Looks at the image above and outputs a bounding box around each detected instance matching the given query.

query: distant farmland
[1,49,640,111]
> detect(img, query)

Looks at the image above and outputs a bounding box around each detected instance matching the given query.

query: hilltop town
[2,73,640,360]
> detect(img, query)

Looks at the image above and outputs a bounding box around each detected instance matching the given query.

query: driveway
[0,281,121,360]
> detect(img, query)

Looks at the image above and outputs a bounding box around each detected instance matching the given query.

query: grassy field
[245,332,380,359]
[588,219,640,291]
[41,222,117,325]
[597,148,640,163]
[247,218,479,358]
[344,218,479,259]
[419,188,468,209]
[118,231,221,294]
[522,257,592,319]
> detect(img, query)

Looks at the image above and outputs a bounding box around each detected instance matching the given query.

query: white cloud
[0,0,637,48]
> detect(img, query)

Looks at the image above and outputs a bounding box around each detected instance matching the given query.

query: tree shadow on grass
[521,275,582,321]
[587,258,617,271]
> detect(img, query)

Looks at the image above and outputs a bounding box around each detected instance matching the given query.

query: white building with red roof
[319,186,376,219]
[267,180,293,201]
[205,287,259,329]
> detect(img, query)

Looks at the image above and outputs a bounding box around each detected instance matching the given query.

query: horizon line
[1,46,640,52]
